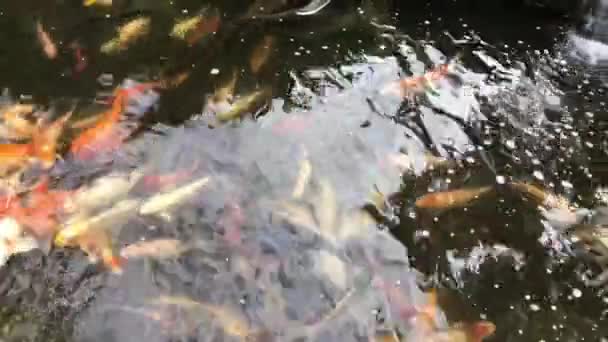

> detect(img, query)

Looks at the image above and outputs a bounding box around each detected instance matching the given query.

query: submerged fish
[119,238,209,260]
[70,84,146,160]
[292,156,312,199]
[139,177,210,218]
[84,0,112,7]
[0,143,32,176]
[101,17,151,55]
[204,70,238,114]
[30,109,73,168]
[170,11,220,44]
[430,321,496,342]
[150,295,253,338]
[508,181,570,210]
[382,63,451,98]
[373,330,399,342]
[54,199,141,272]
[0,109,71,174]
[415,186,493,210]
[215,88,271,123]
[1,104,36,139]
[72,170,143,211]
[250,35,275,74]
[35,21,58,60]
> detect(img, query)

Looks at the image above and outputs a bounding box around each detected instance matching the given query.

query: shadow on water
[0,0,607,341]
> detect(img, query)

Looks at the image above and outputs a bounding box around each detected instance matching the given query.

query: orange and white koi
[415,186,493,210]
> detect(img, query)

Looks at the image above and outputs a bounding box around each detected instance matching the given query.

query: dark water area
[0,0,608,341]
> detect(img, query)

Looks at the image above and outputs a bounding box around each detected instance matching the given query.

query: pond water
[0,1,607,341]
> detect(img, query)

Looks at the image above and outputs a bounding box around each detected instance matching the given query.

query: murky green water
[0,1,607,341]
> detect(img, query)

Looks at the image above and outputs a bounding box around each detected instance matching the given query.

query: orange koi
[0,143,34,175]
[70,90,128,160]
[415,186,493,210]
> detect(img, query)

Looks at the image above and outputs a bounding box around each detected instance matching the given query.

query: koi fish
[170,12,221,44]
[71,170,143,211]
[139,177,210,219]
[119,238,191,260]
[292,156,312,198]
[137,161,199,192]
[55,198,140,245]
[30,110,73,168]
[250,35,275,74]
[101,17,151,55]
[270,114,312,136]
[372,330,399,342]
[84,0,112,7]
[382,63,450,98]
[508,181,570,210]
[70,82,159,160]
[18,189,74,238]
[0,143,33,176]
[69,89,127,160]
[215,88,271,123]
[157,71,191,90]
[150,295,252,338]
[204,70,238,114]
[415,186,493,210]
[401,286,495,342]
[69,41,88,74]
[0,108,70,171]
[430,321,496,342]
[36,21,58,60]
[2,104,36,139]
[0,181,74,239]
[54,199,140,273]
[217,201,245,247]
